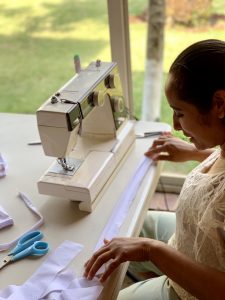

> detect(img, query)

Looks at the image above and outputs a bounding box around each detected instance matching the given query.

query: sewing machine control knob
[92,90,105,107]
[105,74,120,90]
[112,96,124,113]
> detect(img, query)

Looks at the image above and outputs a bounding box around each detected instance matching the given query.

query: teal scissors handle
[12,241,49,261]
[9,230,44,255]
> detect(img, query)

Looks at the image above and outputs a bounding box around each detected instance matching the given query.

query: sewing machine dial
[111,96,124,113]
[105,73,121,90]
[91,90,105,107]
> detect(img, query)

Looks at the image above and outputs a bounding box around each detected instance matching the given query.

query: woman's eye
[174,111,184,118]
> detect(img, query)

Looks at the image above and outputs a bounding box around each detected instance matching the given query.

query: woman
[84,39,225,299]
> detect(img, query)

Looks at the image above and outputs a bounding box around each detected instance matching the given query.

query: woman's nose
[173,114,182,131]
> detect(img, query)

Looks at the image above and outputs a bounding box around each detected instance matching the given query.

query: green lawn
[0,0,224,174]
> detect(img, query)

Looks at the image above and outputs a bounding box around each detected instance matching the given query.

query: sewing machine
[36,61,135,212]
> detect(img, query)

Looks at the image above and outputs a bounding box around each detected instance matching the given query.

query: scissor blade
[0,255,12,270]
[135,131,163,138]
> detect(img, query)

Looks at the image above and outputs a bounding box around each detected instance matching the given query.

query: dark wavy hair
[169,39,225,113]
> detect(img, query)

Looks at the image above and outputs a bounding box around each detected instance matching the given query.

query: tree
[142,0,165,121]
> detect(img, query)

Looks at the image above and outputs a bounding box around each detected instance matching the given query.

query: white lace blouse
[169,149,225,299]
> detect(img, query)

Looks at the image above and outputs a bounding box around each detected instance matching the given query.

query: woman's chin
[191,138,203,149]
[193,142,208,151]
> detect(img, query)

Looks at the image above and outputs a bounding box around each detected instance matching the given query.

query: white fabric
[95,156,152,251]
[0,241,102,300]
[0,192,44,251]
[0,206,13,229]
[169,149,225,300]
[0,153,7,178]
[40,269,75,299]
[42,275,103,300]
[0,154,13,229]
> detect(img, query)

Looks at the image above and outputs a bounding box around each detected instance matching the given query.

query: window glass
[0,0,110,113]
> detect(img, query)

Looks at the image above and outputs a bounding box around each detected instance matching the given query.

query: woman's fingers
[104,238,110,245]
[84,248,114,280]
[99,258,121,282]
[151,137,168,148]
[84,244,109,274]
[147,136,173,154]
[162,131,172,137]
[145,144,168,158]
[84,239,127,282]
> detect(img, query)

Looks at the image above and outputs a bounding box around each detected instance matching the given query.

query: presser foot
[48,158,83,176]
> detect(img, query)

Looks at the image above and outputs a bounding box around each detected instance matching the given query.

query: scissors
[0,230,49,270]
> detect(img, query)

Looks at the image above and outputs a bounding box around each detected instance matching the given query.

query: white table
[0,113,169,299]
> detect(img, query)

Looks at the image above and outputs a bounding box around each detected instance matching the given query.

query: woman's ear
[213,90,225,119]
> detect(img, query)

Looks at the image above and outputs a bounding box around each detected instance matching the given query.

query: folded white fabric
[0,154,12,228]
[0,206,13,229]
[0,153,7,178]
[95,156,153,251]
[0,240,83,299]
[41,271,103,300]
[0,240,103,300]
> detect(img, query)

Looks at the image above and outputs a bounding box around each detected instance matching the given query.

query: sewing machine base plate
[49,158,83,176]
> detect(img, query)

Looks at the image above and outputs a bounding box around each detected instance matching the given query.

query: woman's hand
[83,237,152,282]
[145,133,213,162]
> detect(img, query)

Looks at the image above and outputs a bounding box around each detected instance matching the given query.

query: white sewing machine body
[37,61,135,212]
